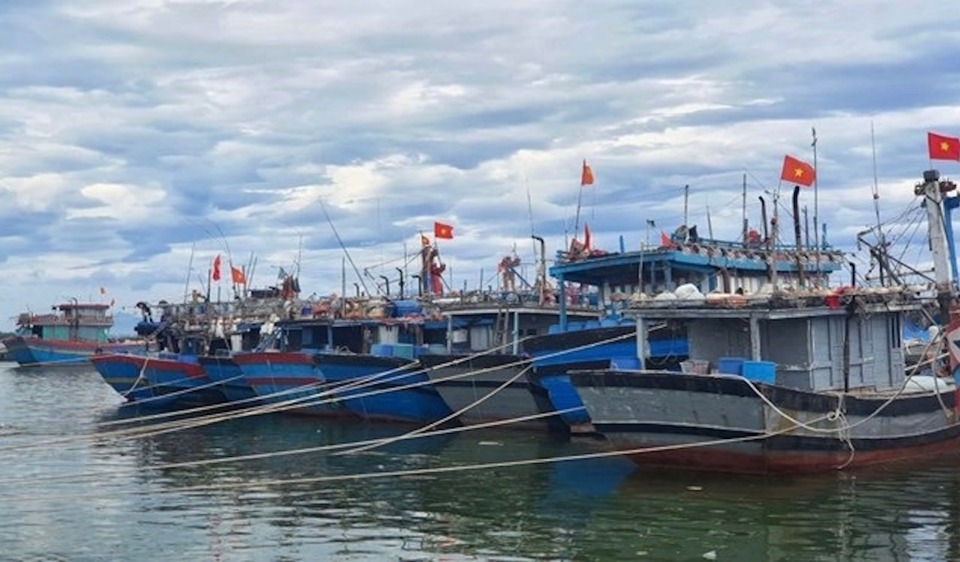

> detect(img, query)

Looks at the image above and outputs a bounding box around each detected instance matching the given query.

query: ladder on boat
[493,306,510,350]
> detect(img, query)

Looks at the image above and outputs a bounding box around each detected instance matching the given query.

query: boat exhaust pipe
[792,185,805,287]
[759,196,768,242]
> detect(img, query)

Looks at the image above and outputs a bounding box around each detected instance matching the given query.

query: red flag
[581,159,594,186]
[780,154,816,187]
[231,265,246,285]
[584,223,592,250]
[212,254,222,282]
[660,231,673,247]
[928,132,960,161]
[434,221,454,239]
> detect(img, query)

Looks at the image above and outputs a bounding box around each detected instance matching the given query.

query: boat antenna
[741,173,748,244]
[320,197,369,296]
[869,121,889,286]
[295,231,303,278]
[811,127,822,285]
[811,128,820,244]
[526,174,538,270]
[183,242,196,303]
[706,201,714,239]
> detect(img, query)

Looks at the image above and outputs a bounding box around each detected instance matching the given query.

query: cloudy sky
[2,1,960,331]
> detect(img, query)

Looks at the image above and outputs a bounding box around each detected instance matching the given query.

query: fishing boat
[92,305,229,408]
[3,300,142,366]
[93,288,302,408]
[231,347,345,416]
[419,251,601,430]
[564,169,960,474]
[518,186,842,433]
[270,300,456,424]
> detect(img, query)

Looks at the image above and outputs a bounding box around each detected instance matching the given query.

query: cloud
[1,1,960,328]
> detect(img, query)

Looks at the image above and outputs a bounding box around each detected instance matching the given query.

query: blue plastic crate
[742,360,776,384]
[717,357,747,375]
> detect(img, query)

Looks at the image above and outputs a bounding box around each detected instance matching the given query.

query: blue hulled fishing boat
[3,301,142,366]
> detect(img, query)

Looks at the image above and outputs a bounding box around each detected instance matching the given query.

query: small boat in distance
[2,300,142,367]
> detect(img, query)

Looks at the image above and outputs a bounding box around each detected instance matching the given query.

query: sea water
[2,362,960,561]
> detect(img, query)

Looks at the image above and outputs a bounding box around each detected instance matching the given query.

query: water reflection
[5,362,960,561]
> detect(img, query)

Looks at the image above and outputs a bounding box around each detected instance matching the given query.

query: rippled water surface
[3,362,960,561]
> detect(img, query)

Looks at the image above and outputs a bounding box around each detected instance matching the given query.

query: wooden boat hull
[92,353,225,407]
[199,355,260,405]
[570,370,960,474]
[314,354,453,424]
[418,354,559,431]
[4,336,144,367]
[91,353,156,403]
[233,351,344,417]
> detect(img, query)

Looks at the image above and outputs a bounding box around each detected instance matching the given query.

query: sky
[3,0,960,332]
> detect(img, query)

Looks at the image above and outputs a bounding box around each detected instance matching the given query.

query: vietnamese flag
[212,254,222,282]
[231,265,246,285]
[434,221,454,240]
[780,154,816,187]
[581,159,595,186]
[928,132,960,161]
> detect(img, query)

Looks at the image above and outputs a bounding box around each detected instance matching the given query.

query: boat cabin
[551,229,844,330]
[628,290,925,392]
[17,302,113,343]
[436,290,599,354]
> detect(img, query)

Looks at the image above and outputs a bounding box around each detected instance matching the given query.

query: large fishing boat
[467,182,841,433]
[93,283,303,408]
[564,169,960,473]
[419,261,601,431]
[3,300,142,366]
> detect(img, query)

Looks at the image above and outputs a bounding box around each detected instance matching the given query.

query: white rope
[0,406,588,488]
[335,363,536,456]
[0,415,828,504]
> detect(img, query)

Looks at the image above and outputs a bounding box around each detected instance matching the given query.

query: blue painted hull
[140,354,226,408]
[525,326,636,429]
[90,354,157,404]
[315,354,453,424]
[3,336,145,367]
[200,356,260,404]
[234,352,344,417]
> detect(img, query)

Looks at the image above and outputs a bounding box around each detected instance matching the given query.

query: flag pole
[573,183,584,244]
[812,127,821,287]
[771,179,782,293]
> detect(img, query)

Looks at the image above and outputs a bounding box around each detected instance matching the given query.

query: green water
[1,362,959,561]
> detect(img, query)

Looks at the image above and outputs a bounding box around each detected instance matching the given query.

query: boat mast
[741,174,748,244]
[870,123,889,286]
[918,169,953,320]
[770,189,780,293]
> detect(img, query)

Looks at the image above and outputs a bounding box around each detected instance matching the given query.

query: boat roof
[623,289,925,321]
[550,245,843,287]
[54,302,110,310]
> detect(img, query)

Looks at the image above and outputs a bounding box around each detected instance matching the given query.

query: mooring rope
[0,330,634,455]
[0,415,830,504]
[335,363,537,456]
[0,406,587,488]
